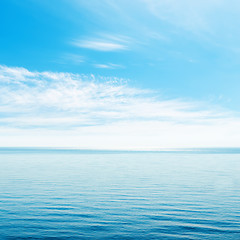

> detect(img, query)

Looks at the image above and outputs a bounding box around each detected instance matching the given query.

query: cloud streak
[94,63,124,69]
[72,36,128,51]
[0,65,240,149]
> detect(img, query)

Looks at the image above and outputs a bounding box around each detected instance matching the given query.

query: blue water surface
[0,149,240,239]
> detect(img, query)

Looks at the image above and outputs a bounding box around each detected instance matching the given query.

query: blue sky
[1,0,240,148]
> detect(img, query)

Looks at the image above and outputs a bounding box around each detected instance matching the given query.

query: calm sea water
[0,149,240,239]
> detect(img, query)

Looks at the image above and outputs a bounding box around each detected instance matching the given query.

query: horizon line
[1,147,240,154]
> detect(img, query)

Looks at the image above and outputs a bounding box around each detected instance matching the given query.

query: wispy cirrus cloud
[0,65,211,123]
[73,40,126,51]
[141,0,240,48]
[53,53,85,66]
[94,63,124,69]
[61,53,84,64]
[71,34,130,51]
[0,65,240,149]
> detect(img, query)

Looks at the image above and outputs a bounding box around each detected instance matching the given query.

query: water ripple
[1,151,240,239]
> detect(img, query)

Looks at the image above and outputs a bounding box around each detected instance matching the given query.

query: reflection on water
[0,149,240,239]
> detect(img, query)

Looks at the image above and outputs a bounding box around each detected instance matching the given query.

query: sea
[0,148,240,239]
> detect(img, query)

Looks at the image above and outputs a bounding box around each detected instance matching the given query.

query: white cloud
[72,34,130,51]
[94,63,124,69]
[65,0,240,53]
[0,65,240,149]
[72,39,127,51]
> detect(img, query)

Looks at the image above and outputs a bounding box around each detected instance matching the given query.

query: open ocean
[0,148,240,239]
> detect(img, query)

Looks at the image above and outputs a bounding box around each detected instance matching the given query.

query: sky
[0,0,240,149]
